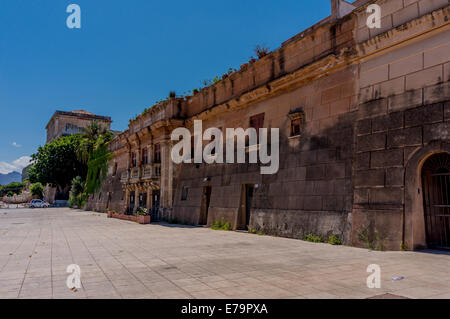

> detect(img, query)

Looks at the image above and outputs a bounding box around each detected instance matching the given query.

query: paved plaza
[1,208,450,299]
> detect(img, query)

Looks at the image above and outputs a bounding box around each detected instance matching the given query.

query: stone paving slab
[1,208,450,299]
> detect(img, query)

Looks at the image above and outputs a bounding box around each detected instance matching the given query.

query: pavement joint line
[17,227,42,298]
[71,223,124,299]
[93,224,197,298]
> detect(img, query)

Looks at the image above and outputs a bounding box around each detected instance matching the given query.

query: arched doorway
[422,153,450,249]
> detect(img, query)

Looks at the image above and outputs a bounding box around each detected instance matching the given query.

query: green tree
[77,121,112,164]
[68,176,86,208]
[29,135,87,200]
[30,182,44,199]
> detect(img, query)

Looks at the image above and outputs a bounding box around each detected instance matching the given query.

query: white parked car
[30,199,49,208]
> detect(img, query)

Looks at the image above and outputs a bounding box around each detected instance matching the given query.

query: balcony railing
[121,164,161,183]
[120,170,130,182]
[130,167,141,181]
[142,164,161,179]
[142,165,152,179]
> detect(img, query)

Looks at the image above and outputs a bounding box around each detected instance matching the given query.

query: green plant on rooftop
[254,44,270,59]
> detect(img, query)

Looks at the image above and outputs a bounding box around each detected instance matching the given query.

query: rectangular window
[291,117,302,136]
[250,113,265,132]
[154,144,161,163]
[249,113,265,145]
[142,147,148,165]
[113,162,118,176]
[181,187,188,201]
[131,152,137,168]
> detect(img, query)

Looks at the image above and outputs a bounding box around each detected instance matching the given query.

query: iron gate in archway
[422,153,450,249]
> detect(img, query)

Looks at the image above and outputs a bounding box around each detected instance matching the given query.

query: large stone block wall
[173,65,358,243]
[352,5,450,249]
[84,1,449,251]
[355,0,449,42]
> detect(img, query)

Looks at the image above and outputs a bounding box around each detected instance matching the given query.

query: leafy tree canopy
[28,135,87,194]
[30,182,44,199]
[77,121,113,164]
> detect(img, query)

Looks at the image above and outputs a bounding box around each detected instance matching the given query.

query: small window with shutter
[154,144,161,163]
[249,113,265,145]
[142,147,148,165]
[288,111,304,137]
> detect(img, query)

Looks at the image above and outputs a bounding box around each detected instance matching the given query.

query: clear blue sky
[0,0,332,173]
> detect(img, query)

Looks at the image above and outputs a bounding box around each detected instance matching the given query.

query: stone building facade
[45,110,112,143]
[87,0,450,251]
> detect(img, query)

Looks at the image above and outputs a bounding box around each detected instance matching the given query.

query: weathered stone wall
[85,0,449,251]
[173,62,358,243]
[355,0,449,42]
[352,2,450,250]
[46,111,111,143]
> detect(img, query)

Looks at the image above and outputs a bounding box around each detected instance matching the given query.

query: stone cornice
[185,51,353,126]
[356,5,450,61]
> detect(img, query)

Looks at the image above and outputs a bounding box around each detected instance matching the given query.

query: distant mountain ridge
[0,172,22,185]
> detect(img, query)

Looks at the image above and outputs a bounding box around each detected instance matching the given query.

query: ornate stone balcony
[142,163,161,179]
[130,167,141,181]
[121,164,161,183]
[120,170,130,182]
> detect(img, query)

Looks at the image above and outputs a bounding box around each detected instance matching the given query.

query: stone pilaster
[147,187,152,211]
[160,139,174,209]
[133,186,139,213]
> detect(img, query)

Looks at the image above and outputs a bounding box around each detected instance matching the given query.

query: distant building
[45,110,112,143]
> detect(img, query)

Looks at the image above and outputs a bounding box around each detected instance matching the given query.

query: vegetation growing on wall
[357,225,385,251]
[211,219,231,231]
[85,143,112,194]
[77,121,113,195]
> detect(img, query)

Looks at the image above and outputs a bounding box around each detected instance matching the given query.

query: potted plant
[135,207,151,224]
